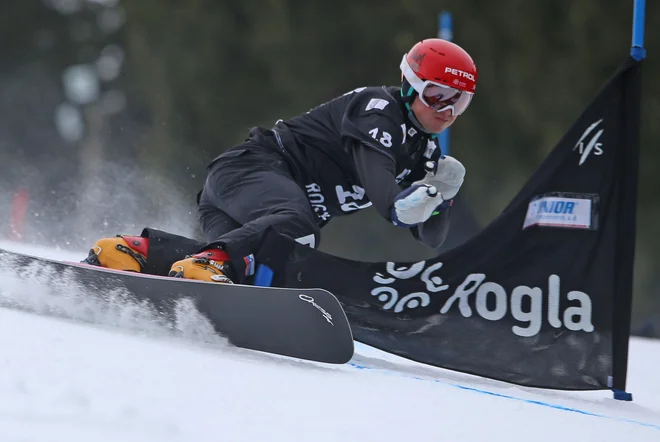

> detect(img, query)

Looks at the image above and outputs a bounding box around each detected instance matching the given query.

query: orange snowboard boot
[168,248,235,284]
[82,235,148,272]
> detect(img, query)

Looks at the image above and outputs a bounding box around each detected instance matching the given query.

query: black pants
[197,136,320,282]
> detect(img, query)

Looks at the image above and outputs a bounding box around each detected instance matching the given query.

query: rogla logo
[372,261,594,338]
[445,67,475,81]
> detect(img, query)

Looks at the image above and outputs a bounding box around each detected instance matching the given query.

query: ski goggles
[401,55,474,116]
[419,83,473,115]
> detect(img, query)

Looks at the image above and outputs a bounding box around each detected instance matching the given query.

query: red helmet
[402,39,477,92]
[400,39,477,115]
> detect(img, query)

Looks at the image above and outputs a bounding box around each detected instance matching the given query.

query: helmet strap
[400,80,416,104]
[400,81,433,135]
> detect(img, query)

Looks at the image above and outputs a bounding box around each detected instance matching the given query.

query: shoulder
[340,87,406,155]
[344,86,403,119]
[342,86,406,135]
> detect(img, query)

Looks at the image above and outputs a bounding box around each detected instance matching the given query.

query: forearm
[351,143,401,221]
[352,143,450,232]
[413,208,451,248]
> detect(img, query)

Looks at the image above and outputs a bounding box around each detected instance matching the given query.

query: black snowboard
[0,248,354,364]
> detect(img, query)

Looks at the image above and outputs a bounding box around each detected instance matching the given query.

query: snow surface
[0,240,659,442]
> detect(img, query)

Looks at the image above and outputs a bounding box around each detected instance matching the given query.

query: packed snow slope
[0,240,659,442]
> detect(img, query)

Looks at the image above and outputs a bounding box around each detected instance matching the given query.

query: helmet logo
[444,67,475,81]
[408,49,426,71]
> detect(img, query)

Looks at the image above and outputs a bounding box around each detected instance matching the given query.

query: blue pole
[611,0,646,403]
[438,11,453,155]
[630,0,646,60]
[438,11,453,41]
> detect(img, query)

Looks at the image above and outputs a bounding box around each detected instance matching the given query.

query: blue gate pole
[438,11,453,155]
[612,0,646,402]
[630,0,647,61]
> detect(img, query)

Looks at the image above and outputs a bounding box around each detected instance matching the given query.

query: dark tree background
[1,0,658,334]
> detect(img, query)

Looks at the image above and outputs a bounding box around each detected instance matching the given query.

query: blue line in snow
[348,363,660,431]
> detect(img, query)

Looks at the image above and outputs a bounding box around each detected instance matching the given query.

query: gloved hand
[392,184,446,227]
[414,155,466,201]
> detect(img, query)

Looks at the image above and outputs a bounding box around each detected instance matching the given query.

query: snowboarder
[83,38,477,285]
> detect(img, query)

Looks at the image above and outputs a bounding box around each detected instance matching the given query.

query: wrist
[431,199,453,216]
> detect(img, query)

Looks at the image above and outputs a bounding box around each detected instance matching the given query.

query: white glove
[392,184,445,227]
[414,155,465,201]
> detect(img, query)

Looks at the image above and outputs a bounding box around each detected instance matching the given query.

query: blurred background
[1,0,658,336]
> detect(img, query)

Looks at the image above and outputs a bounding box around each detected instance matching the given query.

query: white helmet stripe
[400,54,427,95]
